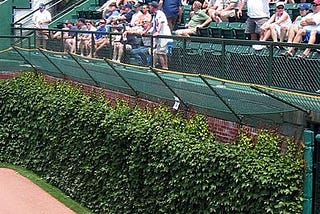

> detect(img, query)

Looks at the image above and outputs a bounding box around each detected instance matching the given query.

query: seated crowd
[46,0,320,67]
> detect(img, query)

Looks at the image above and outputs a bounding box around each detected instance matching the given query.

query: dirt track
[0,168,75,214]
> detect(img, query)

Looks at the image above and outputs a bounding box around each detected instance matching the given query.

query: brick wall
[0,72,257,143]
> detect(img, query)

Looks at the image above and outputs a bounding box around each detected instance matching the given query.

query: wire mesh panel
[1,44,320,122]
[225,53,269,85]
[272,56,320,93]
[253,85,320,114]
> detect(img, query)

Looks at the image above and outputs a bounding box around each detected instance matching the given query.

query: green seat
[197,26,210,37]
[222,22,242,39]
[210,22,229,38]
[181,5,191,25]
[234,23,248,40]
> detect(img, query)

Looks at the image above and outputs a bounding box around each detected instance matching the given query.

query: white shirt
[152,10,172,47]
[32,9,52,29]
[243,0,269,18]
[302,12,320,31]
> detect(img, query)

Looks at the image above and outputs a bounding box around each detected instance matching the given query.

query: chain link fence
[2,31,320,124]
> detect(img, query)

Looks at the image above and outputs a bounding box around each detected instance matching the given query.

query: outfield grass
[0,163,92,214]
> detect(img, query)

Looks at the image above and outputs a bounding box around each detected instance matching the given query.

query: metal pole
[199,74,242,124]
[221,40,226,79]
[103,58,139,96]
[38,48,66,77]
[268,43,274,87]
[303,130,315,214]
[150,67,188,109]
[250,85,310,114]
[11,46,38,74]
[67,52,99,86]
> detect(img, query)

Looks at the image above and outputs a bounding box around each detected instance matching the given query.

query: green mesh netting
[1,47,319,119]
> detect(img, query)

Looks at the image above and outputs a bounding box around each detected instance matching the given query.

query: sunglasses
[277,6,284,9]
[313,3,320,6]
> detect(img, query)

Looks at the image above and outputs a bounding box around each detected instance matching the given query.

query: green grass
[0,163,92,214]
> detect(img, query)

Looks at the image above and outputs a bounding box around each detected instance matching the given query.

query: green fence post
[303,130,314,214]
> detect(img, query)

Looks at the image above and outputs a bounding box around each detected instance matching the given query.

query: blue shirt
[105,10,120,22]
[162,0,181,18]
[95,25,107,39]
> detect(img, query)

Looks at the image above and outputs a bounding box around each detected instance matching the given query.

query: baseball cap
[124,4,132,9]
[133,3,140,8]
[65,20,73,24]
[78,18,86,23]
[299,3,310,10]
[276,2,285,7]
[39,3,45,9]
[109,2,117,7]
[149,1,159,8]
[99,19,106,23]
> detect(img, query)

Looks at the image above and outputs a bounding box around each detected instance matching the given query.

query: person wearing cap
[237,0,270,50]
[75,18,91,56]
[128,19,153,66]
[258,2,292,45]
[32,3,52,49]
[99,0,117,15]
[117,4,135,24]
[91,19,109,57]
[142,1,172,70]
[63,20,78,53]
[129,3,144,29]
[175,1,212,36]
[104,2,120,24]
[281,0,320,57]
[159,0,182,31]
[279,3,310,43]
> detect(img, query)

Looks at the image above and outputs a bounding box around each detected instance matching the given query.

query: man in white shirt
[144,1,172,70]
[32,3,52,49]
[237,0,269,50]
[281,0,320,57]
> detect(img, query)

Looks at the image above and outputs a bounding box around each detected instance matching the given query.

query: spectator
[279,3,310,43]
[111,24,125,62]
[237,0,270,50]
[76,18,90,56]
[130,20,153,66]
[175,1,212,36]
[32,3,52,49]
[117,4,135,24]
[112,26,138,62]
[105,2,120,25]
[259,2,292,45]
[144,1,172,70]
[296,28,319,58]
[159,0,183,31]
[206,0,222,20]
[141,4,152,24]
[64,20,78,53]
[52,23,69,40]
[129,3,144,28]
[281,0,320,57]
[89,19,108,57]
[99,0,117,15]
[82,20,97,56]
[212,0,238,22]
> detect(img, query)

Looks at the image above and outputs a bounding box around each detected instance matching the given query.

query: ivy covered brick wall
[0,73,304,213]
